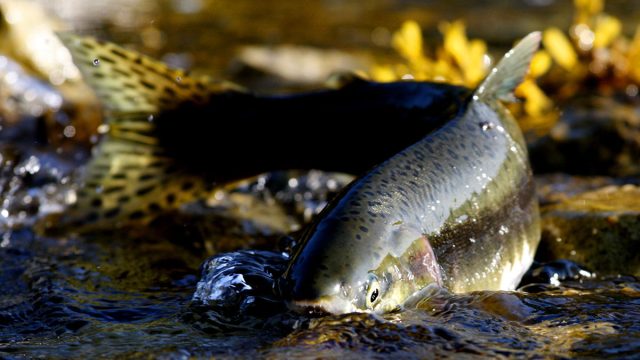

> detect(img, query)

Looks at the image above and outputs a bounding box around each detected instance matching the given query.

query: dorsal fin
[43,34,240,234]
[473,32,541,103]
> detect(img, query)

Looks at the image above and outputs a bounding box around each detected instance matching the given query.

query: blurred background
[2,0,640,86]
[1,1,640,358]
[2,0,640,139]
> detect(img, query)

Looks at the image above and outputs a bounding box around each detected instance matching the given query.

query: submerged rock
[538,183,640,276]
[189,250,297,332]
[519,259,595,288]
[192,250,288,309]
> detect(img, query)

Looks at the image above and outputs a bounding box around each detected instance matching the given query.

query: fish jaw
[287,296,360,315]
[281,212,381,314]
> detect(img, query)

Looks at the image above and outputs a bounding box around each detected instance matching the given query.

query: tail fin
[45,34,239,233]
[473,32,541,103]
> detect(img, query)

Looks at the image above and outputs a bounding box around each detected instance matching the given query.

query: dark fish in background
[42,33,474,233]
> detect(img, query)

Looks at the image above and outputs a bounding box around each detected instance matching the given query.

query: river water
[1,0,640,358]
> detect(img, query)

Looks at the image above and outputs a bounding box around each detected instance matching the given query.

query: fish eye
[365,275,381,309]
[370,288,379,303]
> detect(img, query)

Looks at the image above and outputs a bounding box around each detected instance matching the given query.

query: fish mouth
[287,297,360,315]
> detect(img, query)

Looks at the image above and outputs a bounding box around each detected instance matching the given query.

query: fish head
[281,213,441,315]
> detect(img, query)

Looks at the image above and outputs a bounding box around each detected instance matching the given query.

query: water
[1,0,640,358]
[0,145,638,358]
[2,222,639,358]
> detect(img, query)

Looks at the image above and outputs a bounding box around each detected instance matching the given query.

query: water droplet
[479,121,494,131]
[5,71,18,85]
[63,125,76,138]
[1,232,11,247]
[65,190,78,205]
[23,156,41,175]
[327,179,337,190]
[93,58,100,66]
[483,54,492,68]
[97,124,110,134]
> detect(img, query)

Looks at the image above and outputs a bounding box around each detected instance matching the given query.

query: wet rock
[189,250,295,332]
[192,250,288,310]
[537,183,640,276]
[519,259,595,288]
[528,96,640,176]
[535,174,640,206]
[141,170,352,253]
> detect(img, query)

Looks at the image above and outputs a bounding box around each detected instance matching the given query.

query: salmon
[50,32,540,316]
[280,33,542,314]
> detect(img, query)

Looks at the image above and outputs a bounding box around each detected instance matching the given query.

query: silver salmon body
[282,33,542,314]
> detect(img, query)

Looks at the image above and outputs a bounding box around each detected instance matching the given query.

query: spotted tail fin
[473,31,541,103]
[45,34,239,233]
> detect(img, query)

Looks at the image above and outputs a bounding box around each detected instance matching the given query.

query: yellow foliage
[629,26,640,83]
[392,20,423,63]
[373,19,489,87]
[370,20,548,125]
[441,21,467,66]
[464,43,487,83]
[440,21,488,86]
[543,28,578,71]
[368,0,640,135]
[593,14,621,48]
[370,65,397,82]
[515,79,553,117]
[530,50,552,78]
[559,0,640,92]
[574,0,603,23]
